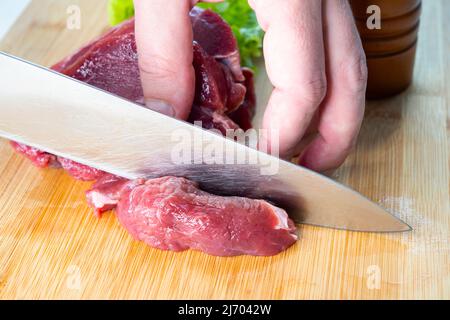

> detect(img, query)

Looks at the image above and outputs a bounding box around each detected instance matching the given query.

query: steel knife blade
[0,52,411,232]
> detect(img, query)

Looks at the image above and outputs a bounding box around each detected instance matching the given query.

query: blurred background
[0,0,30,40]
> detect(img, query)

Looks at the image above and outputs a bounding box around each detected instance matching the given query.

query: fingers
[251,0,327,159]
[299,0,367,171]
[134,0,195,119]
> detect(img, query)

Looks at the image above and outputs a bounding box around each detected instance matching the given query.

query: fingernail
[145,99,175,117]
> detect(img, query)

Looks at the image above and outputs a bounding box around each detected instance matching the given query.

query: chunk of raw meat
[229,68,257,131]
[223,65,247,112]
[193,43,229,111]
[87,176,297,256]
[188,105,240,135]
[58,157,106,181]
[51,19,143,103]
[86,174,138,217]
[190,7,244,82]
[115,177,297,256]
[10,141,58,168]
[192,43,246,113]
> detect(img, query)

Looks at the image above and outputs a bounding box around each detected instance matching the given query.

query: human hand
[250,0,367,172]
[134,0,367,173]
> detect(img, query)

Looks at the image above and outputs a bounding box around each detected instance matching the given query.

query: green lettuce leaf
[107,0,264,70]
[108,0,134,26]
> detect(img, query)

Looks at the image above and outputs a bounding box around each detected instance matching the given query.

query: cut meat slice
[116,177,297,256]
[58,157,106,182]
[192,42,246,113]
[222,63,246,112]
[190,7,237,60]
[229,68,257,131]
[86,174,138,217]
[87,176,297,256]
[10,141,58,168]
[192,42,229,112]
[188,105,240,136]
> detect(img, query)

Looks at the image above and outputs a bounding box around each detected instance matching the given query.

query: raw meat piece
[10,141,58,168]
[190,7,244,82]
[87,176,297,256]
[188,105,240,136]
[116,177,297,256]
[229,68,257,131]
[51,18,143,103]
[57,157,106,182]
[192,43,246,113]
[86,174,138,217]
[193,43,229,111]
[222,64,247,112]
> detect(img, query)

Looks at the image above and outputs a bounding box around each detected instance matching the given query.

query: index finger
[134,0,195,119]
[133,0,221,119]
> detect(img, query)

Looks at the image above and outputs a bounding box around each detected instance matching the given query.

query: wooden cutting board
[0,0,448,299]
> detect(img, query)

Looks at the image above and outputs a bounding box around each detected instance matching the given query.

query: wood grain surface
[0,0,448,299]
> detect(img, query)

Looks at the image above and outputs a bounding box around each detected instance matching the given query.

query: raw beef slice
[87,175,297,256]
[11,8,298,256]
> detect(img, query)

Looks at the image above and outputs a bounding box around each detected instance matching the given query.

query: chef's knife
[0,52,410,232]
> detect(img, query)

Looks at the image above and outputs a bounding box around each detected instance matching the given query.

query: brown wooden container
[351,0,421,19]
[362,23,419,56]
[354,4,421,38]
[350,0,422,99]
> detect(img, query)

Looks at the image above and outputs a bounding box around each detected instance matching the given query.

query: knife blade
[0,52,410,232]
